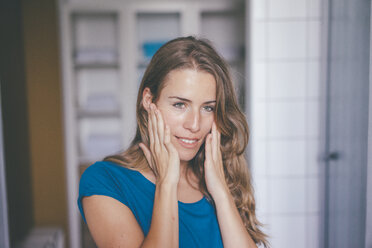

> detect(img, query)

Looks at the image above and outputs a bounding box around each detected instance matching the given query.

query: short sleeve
[77,162,129,223]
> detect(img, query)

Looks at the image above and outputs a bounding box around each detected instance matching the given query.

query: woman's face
[155,69,216,163]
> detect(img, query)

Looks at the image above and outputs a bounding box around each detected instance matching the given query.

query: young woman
[78,36,268,248]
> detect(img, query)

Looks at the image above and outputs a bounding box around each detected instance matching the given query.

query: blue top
[78,161,223,248]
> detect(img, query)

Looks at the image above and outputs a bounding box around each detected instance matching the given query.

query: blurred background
[0,0,371,247]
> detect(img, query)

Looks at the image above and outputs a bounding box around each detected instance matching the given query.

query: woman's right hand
[139,103,180,185]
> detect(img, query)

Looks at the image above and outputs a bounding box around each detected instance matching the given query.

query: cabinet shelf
[76,109,121,118]
[74,62,119,69]
[137,60,149,68]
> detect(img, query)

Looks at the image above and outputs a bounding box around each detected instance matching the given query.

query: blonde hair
[105,36,269,247]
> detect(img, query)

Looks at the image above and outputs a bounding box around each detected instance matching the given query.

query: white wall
[248,0,322,247]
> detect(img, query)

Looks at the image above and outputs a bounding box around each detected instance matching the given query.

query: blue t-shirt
[78,161,223,248]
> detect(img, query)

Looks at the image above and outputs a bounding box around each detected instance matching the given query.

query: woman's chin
[173,139,206,164]
[178,151,199,163]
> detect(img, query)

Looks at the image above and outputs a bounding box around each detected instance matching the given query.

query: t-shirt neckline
[112,162,207,205]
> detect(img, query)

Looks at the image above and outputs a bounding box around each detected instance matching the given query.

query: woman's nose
[184,109,200,132]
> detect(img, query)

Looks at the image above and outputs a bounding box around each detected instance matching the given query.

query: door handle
[324,151,340,162]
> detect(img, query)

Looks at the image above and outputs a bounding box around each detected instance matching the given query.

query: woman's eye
[173,102,185,109]
[203,106,215,112]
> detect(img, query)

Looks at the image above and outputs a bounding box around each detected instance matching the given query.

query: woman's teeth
[179,138,197,144]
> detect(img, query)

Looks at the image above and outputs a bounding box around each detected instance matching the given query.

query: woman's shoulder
[83,160,136,177]
[80,161,135,188]
[81,160,155,190]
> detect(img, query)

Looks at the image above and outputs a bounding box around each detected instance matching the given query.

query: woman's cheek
[160,109,184,130]
[204,116,214,133]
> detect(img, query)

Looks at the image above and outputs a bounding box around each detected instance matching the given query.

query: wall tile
[308,21,321,58]
[307,61,321,98]
[308,0,322,18]
[252,22,267,60]
[268,101,306,137]
[306,176,321,213]
[252,139,268,176]
[306,100,320,138]
[268,0,307,19]
[306,139,322,175]
[254,177,269,213]
[252,0,267,20]
[269,177,306,213]
[256,214,271,248]
[268,21,307,59]
[252,62,267,99]
[269,215,306,247]
[251,101,267,138]
[268,62,306,98]
[306,214,321,248]
[268,140,306,176]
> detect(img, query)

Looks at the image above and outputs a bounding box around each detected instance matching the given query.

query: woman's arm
[83,181,178,248]
[213,190,257,248]
[204,123,257,248]
[83,104,180,248]
[140,103,180,247]
[83,195,144,248]
[141,180,178,247]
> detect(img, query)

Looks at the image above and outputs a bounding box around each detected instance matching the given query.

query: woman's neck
[179,161,191,179]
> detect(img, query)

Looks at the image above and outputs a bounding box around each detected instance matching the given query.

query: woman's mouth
[176,136,199,148]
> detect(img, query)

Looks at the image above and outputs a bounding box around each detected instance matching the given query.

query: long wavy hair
[105,36,268,247]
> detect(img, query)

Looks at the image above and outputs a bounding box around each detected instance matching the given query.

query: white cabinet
[59,1,245,247]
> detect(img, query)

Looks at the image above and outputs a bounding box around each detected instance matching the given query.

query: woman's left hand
[204,122,229,200]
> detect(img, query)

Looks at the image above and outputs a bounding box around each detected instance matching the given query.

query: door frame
[0,84,10,248]
[365,1,372,246]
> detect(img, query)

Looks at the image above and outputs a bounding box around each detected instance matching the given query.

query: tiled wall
[249,0,322,247]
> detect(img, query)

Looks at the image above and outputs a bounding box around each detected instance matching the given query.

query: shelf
[74,62,119,69]
[73,48,119,67]
[201,10,245,62]
[137,12,180,61]
[75,67,120,112]
[73,13,118,54]
[76,109,121,118]
[137,59,150,68]
[78,118,123,160]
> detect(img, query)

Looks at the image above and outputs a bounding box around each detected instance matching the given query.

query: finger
[216,123,222,160]
[164,125,171,146]
[139,143,154,170]
[155,107,165,144]
[150,104,160,151]
[164,125,175,154]
[204,134,212,165]
[147,108,154,150]
[212,122,218,161]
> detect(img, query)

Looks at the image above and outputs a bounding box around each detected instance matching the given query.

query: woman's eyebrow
[169,96,191,102]
[168,96,216,104]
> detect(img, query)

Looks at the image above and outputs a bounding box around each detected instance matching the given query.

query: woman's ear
[142,87,153,112]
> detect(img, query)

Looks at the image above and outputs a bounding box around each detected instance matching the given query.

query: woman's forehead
[160,69,216,99]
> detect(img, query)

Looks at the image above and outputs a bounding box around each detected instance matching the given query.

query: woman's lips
[176,136,199,148]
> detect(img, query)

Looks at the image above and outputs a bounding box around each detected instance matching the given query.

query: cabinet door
[136,12,181,87]
[72,13,123,165]
[200,9,245,108]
